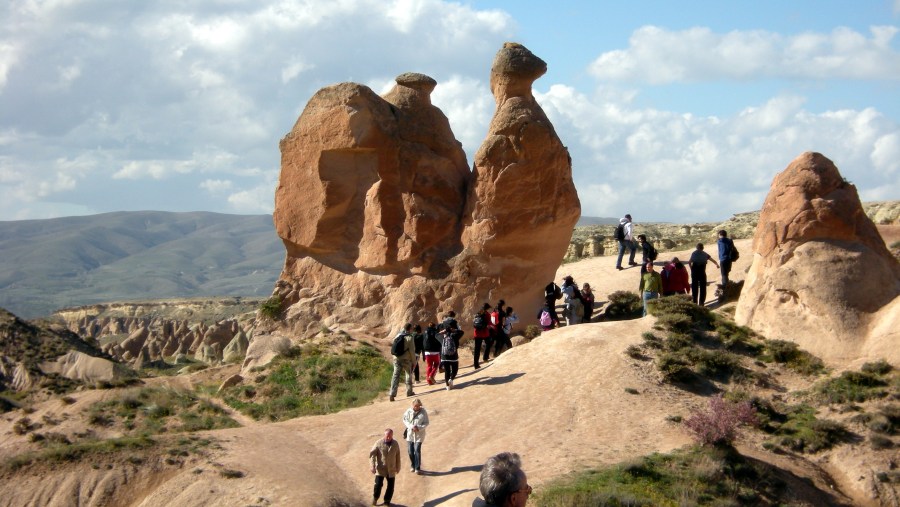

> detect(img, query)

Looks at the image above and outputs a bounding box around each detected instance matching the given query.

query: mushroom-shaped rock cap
[394,72,437,94]
[492,42,547,82]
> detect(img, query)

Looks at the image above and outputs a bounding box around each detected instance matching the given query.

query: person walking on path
[615,214,638,270]
[639,261,663,317]
[388,323,416,402]
[580,283,595,323]
[491,300,508,358]
[637,234,658,274]
[717,230,736,287]
[412,324,424,383]
[422,323,441,385]
[479,451,532,507]
[440,321,463,390]
[402,398,429,474]
[369,428,401,506]
[689,243,719,306]
[472,303,492,368]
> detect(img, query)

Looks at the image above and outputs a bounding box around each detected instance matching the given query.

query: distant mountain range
[0,212,284,318]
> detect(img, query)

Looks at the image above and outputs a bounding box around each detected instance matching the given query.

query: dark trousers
[493,331,511,356]
[373,475,395,503]
[442,361,458,384]
[691,268,707,306]
[473,338,489,367]
[720,260,732,286]
[545,297,560,327]
[413,360,419,382]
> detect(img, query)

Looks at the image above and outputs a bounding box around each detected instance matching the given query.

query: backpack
[539,310,552,327]
[730,242,740,261]
[646,243,658,261]
[473,313,487,330]
[545,282,562,301]
[614,223,625,241]
[441,332,458,357]
[390,332,407,356]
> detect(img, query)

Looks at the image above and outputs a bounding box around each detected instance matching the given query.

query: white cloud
[871,132,900,175]
[227,184,274,213]
[431,75,493,160]
[538,84,900,221]
[200,178,234,193]
[590,25,900,83]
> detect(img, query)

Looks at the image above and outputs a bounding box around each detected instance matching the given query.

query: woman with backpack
[422,323,442,385]
[440,321,463,390]
[581,283,595,323]
[472,303,492,369]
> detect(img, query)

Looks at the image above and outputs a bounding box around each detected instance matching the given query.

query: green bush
[523,325,542,339]
[532,446,788,506]
[258,295,283,321]
[815,371,888,404]
[764,403,849,453]
[761,339,825,375]
[861,359,893,376]
[222,342,391,421]
[605,291,643,320]
[657,353,692,382]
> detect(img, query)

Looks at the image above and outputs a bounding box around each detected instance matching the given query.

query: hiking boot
[410,467,415,473]
[629,261,638,266]
[407,391,415,397]
[616,266,624,270]
[389,396,395,402]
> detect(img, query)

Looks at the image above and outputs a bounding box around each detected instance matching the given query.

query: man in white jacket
[615,214,637,270]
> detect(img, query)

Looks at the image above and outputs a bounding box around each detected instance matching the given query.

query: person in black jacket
[422,322,442,385]
[412,324,424,383]
[440,321,463,390]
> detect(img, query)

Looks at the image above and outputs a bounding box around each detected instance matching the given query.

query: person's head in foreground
[480,452,531,507]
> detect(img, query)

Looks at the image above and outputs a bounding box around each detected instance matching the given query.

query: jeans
[373,475,395,504]
[720,260,732,286]
[389,357,413,397]
[616,240,637,268]
[691,268,708,306]
[642,291,658,317]
[407,441,422,471]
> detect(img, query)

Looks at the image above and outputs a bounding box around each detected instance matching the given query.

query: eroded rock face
[735,152,900,365]
[265,43,580,349]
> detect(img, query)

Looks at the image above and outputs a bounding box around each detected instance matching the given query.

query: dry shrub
[684,395,758,446]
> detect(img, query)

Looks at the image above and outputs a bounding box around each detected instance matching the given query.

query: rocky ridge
[52,298,261,368]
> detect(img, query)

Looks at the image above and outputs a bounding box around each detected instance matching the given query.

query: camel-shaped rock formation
[735,152,900,365]
[257,43,580,359]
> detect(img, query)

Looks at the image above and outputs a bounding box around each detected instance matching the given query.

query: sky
[1,0,899,223]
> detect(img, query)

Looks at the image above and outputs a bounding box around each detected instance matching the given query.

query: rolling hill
[0,211,283,318]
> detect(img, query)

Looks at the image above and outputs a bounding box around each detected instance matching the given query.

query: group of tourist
[388,300,522,401]
[623,212,738,315]
[538,275,595,330]
[370,419,530,507]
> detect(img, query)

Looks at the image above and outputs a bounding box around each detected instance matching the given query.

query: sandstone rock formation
[735,152,900,365]
[263,43,580,352]
[54,300,258,367]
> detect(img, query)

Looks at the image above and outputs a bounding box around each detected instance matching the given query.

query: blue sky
[1,0,898,223]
